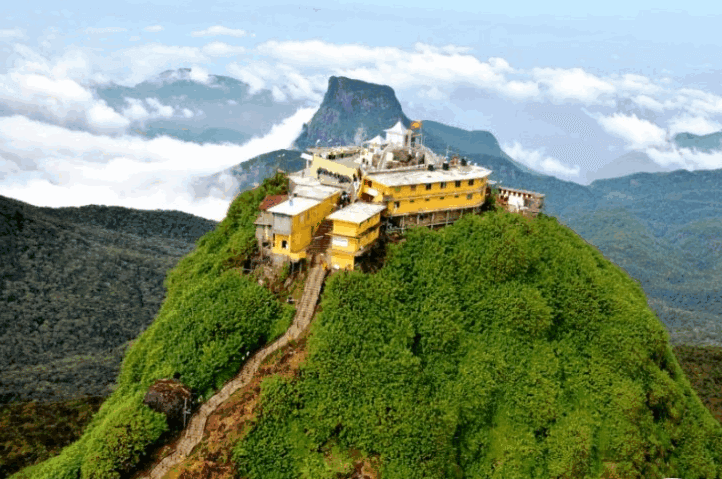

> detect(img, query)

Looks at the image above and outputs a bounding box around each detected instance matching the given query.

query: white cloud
[667,115,722,137]
[86,102,130,130]
[632,94,665,111]
[533,67,616,104]
[646,147,722,170]
[84,27,127,34]
[613,73,662,95]
[597,113,667,149]
[129,36,141,42]
[121,98,150,121]
[502,142,581,179]
[252,40,538,102]
[188,65,211,84]
[0,28,24,39]
[0,107,316,221]
[144,25,164,33]
[271,86,287,102]
[191,26,249,38]
[145,98,174,118]
[201,41,246,57]
[182,108,194,118]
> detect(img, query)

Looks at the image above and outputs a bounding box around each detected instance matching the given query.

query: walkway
[141,264,328,479]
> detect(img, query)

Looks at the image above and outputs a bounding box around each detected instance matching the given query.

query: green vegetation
[0,195,217,403]
[674,345,722,425]
[10,173,294,479]
[234,210,722,479]
[0,397,103,478]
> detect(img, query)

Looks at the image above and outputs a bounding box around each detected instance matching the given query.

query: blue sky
[2,1,722,219]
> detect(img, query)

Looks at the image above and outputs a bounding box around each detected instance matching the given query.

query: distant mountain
[95,68,305,145]
[0,196,217,403]
[191,149,304,199]
[203,76,722,347]
[584,150,670,183]
[675,131,722,151]
[294,76,411,149]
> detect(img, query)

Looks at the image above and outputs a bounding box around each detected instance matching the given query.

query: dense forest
[0,196,217,403]
[234,210,722,478]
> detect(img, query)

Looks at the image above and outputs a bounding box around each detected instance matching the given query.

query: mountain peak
[294,76,411,149]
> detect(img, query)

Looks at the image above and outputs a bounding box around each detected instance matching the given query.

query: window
[467,194,473,200]
[440,197,445,200]
[366,179,372,187]
[455,180,461,188]
[394,201,400,209]
[426,183,432,191]
[455,194,460,198]
[410,199,415,203]
[468,179,475,186]
[410,185,417,191]
[395,186,401,192]
[440,182,447,189]
[282,240,289,250]
[425,198,430,202]
[332,236,348,247]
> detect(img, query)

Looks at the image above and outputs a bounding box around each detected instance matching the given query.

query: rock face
[143,379,193,428]
[294,76,411,149]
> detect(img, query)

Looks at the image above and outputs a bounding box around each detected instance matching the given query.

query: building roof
[366,134,385,145]
[384,120,407,135]
[327,202,386,224]
[366,165,492,187]
[268,197,321,216]
[292,184,342,201]
[258,194,288,211]
[497,186,545,198]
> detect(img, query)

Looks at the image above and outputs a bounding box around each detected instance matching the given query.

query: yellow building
[359,164,492,229]
[327,202,386,270]
[268,187,341,262]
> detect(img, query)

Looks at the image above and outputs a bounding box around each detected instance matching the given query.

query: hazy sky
[2,1,722,220]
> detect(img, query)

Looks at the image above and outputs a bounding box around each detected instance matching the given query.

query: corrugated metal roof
[268,197,321,216]
[258,194,288,211]
[327,202,386,224]
[366,165,492,187]
[293,185,342,200]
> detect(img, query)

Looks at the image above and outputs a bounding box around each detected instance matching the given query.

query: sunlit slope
[235,211,722,479]
[11,174,294,479]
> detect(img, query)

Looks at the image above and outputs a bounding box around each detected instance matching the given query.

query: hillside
[0,195,217,404]
[9,179,722,479]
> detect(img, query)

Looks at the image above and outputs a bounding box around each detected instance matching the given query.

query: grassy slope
[10,173,294,479]
[235,210,722,479]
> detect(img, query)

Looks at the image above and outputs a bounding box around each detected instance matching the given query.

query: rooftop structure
[268,197,322,217]
[327,202,386,224]
[365,164,492,187]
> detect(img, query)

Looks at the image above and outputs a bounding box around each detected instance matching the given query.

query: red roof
[259,194,288,211]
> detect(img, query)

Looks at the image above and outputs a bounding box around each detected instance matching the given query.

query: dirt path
[140,265,327,479]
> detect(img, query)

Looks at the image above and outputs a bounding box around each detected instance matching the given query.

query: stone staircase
[141,265,328,479]
[306,219,333,263]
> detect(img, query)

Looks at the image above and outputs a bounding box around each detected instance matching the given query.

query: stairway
[306,219,333,264]
[141,265,327,479]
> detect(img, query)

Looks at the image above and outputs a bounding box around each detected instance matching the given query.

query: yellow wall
[361,176,487,216]
[310,156,360,180]
[331,212,382,237]
[271,192,340,260]
[331,225,380,255]
[330,251,355,270]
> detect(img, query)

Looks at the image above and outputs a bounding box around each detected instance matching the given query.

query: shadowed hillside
[0,195,217,404]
